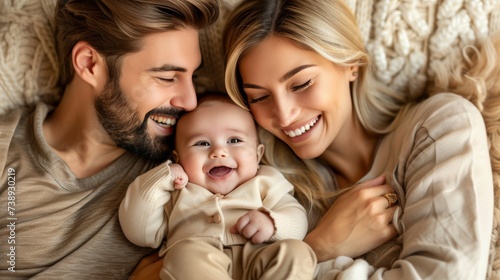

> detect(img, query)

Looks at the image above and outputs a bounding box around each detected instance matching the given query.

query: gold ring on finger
[383,192,398,208]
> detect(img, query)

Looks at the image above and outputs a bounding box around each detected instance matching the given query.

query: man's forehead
[126,28,202,71]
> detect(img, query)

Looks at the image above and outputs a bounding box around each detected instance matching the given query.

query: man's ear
[72,41,107,90]
[256,144,265,164]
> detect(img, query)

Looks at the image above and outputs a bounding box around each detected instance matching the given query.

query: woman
[223,0,494,278]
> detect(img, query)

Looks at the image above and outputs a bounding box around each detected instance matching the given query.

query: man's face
[95,28,202,162]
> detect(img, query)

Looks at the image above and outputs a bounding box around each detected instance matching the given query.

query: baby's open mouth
[209,166,233,177]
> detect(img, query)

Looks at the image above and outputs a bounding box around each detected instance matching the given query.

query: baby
[119,92,316,279]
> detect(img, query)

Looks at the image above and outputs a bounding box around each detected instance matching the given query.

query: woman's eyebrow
[242,64,315,89]
[279,64,315,82]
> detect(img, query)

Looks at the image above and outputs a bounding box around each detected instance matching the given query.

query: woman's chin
[291,146,323,160]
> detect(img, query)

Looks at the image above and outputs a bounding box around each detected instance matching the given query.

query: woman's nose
[273,95,299,127]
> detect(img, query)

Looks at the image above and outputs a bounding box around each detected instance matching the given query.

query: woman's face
[238,36,358,159]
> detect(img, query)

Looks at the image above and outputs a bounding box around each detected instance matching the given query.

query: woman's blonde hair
[428,33,500,279]
[223,0,416,225]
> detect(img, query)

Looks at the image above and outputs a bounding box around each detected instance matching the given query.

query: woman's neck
[319,115,380,188]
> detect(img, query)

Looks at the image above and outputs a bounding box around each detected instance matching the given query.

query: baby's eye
[194,141,210,146]
[228,138,242,144]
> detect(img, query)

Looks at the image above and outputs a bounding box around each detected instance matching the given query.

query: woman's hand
[304,175,398,262]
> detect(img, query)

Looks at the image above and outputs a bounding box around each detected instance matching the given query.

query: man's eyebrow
[242,64,315,89]
[147,64,187,73]
[147,61,204,73]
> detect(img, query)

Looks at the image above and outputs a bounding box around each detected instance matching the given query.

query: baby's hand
[168,163,188,190]
[230,210,274,244]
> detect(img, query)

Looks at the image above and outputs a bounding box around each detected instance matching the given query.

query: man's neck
[43,80,125,178]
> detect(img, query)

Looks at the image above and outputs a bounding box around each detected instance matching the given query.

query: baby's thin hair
[196,91,235,109]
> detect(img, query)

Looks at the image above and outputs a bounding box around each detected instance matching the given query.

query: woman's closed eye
[246,79,312,104]
[291,79,312,92]
[248,94,269,104]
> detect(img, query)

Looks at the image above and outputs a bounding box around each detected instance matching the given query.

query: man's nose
[170,80,198,111]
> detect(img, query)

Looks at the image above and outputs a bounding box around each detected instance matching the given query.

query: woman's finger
[355,174,386,188]
[386,205,398,224]
[345,184,394,204]
[381,192,398,208]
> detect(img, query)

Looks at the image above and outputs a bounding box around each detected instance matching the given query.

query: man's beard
[95,79,178,163]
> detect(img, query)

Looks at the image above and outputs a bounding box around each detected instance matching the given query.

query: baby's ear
[172,150,180,163]
[256,144,265,164]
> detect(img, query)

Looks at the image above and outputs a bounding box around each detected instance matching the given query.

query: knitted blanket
[1,0,500,278]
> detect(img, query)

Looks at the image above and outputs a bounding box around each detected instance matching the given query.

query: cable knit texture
[2,0,500,279]
[0,0,60,113]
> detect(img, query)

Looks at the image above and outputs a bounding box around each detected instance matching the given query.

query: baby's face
[175,101,264,195]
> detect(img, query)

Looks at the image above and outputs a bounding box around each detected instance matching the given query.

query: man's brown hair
[55,0,220,86]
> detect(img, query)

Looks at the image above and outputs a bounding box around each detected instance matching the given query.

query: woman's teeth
[150,115,176,126]
[284,117,318,138]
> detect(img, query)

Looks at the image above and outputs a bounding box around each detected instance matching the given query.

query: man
[0,0,219,278]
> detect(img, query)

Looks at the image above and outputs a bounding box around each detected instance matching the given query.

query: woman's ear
[256,144,265,164]
[72,41,107,91]
[349,66,359,81]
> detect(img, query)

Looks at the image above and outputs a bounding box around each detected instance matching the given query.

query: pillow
[2,0,499,115]
[0,0,60,114]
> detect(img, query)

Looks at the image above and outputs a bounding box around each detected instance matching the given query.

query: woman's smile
[282,116,320,138]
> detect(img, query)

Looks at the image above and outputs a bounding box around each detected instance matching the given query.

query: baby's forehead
[197,97,242,111]
[198,103,252,125]
[186,97,251,119]
[177,99,257,134]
